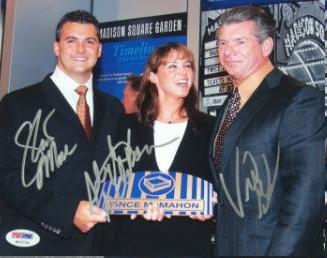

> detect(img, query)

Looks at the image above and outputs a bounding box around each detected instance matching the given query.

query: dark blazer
[0,75,123,255]
[209,69,327,256]
[96,113,215,256]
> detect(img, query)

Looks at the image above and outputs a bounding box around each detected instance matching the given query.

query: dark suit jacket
[95,113,215,256]
[209,69,327,256]
[0,75,123,255]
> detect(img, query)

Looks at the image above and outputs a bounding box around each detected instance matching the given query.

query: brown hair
[136,42,200,127]
[126,74,142,92]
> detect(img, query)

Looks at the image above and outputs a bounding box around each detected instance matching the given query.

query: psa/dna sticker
[6,229,40,247]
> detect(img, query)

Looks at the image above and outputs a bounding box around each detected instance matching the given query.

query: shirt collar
[235,61,274,100]
[50,66,93,95]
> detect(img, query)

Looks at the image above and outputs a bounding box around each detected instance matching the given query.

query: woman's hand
[130,204,171,221]
[189,213,213,221]
[189,192,217,221]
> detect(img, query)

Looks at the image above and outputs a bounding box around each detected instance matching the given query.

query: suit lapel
[91,89,106,143]
[221,69,282,174]
[209,95,230,158]
[208,96,231,188]
[41,76,87,141]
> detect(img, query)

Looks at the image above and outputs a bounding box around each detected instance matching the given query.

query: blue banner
[201,0,311,11]
[94,13,187,99]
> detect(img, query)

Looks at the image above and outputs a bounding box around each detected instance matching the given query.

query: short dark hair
[218,6,275,43]
[55,10,100,41]
[127,74,142,92]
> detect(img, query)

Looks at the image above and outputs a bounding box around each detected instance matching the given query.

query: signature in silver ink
[219,145,279,219]
[84,128,178,218]
[14,109,78,190]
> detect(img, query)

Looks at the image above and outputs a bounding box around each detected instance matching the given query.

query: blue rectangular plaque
[98,171,215,216]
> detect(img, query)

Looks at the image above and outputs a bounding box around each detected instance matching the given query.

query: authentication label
[6,229,40,247]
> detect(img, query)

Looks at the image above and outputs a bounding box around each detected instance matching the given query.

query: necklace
[159,108,186,124]
[168,113,174,124]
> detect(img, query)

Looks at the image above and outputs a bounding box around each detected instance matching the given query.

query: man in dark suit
[209,6,326,256]
[0,10,123,255]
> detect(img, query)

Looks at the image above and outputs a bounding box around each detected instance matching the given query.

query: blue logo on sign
[139,172,175,196]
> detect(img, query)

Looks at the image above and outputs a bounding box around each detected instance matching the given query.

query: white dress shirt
[50,66,94,124]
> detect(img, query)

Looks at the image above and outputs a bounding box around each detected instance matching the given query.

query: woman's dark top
[95,112,215,256]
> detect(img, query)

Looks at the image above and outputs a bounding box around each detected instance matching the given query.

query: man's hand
[73,200,107,233]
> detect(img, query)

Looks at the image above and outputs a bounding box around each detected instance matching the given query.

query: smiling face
[54,21,102,84]
[149,50,194,102]
[218,20,272,84]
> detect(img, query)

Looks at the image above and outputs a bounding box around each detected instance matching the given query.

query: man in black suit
[0,10,123,255]
[209,6,326,256]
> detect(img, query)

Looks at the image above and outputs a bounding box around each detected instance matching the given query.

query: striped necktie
[75,85,92,141]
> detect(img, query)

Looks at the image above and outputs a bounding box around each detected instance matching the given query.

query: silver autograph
[14,109,77,190]
[219,145,279,219]
[84,129,178,213]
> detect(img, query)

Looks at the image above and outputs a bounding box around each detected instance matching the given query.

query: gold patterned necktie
[75,85,92,141]
[213,87,241,168]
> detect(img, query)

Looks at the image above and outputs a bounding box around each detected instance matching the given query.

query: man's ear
[262,37,273,57]
[53,42,59,57]
[149,71,158,84]
[98,43,102,58]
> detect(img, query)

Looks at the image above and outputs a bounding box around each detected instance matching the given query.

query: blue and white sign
[99,171,215,216]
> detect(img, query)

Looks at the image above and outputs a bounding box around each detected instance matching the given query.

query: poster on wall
[95,13,187,99]
[275,1,325,93]
[199,0,325,115]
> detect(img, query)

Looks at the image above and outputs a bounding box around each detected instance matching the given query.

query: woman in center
[110,42,214,256]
